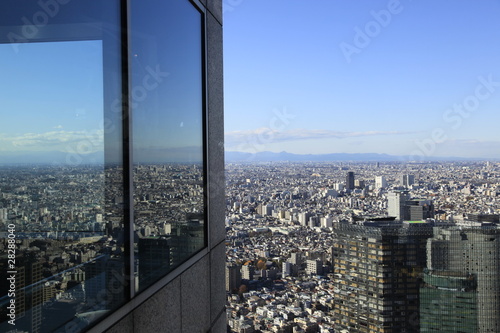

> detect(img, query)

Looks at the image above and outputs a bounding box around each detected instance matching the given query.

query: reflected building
[138,237,171,288]
[420,270,478,332]
[421,227,500,332]
[169,220,205,267]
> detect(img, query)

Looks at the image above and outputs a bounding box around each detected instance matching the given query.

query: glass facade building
[333,221,500,333]
[0,0,225,332]
[333,221,433,332]
[422,227,500,332]
[420,270,478,332]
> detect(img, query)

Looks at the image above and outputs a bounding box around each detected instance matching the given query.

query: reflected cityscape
[133,164,205,290]
[0,165,121,332]
[0,163,205,332]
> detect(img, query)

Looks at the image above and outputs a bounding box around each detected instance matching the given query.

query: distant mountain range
[0,150,492,165]
[0,146,203,165]
[225,151,491,162]
[0,151,105,165]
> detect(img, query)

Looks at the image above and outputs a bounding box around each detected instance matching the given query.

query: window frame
[92,0,209,330]
[0,0,209,330]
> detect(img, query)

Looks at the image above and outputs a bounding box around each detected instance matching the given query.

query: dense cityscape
[225,161,500,332]
[2,160,500,332]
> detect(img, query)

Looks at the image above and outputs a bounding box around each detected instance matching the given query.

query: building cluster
[225,161,500,332]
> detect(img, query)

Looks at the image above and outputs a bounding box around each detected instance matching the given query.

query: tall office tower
[0,263,26,320]
[334,183,345,191]
[265,204,274,216]
[421,227,500,332]
[84,256,107,304]
[375,176,387,189]
[138,237,171,289]
[387,190,410,220]
[309,215,320,228]
[289,252,303,266]
[400,174,415,188]
[321,215,333,228]
[7,259,44,333]
[298,212,312,226]
[226,265,242,292]
[106,257,126,310]
[282,262,293,277]
[333,221,433,333]
[16,257,43,333]
[306,259,323,275]
[346,171,355,190]
[241,265,254,280]
[169,219,205,267]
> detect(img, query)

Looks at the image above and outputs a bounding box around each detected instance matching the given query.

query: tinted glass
[130,0,206,291]
[0,1,125,332]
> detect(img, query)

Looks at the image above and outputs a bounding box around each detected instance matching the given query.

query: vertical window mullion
[121,0,135,300]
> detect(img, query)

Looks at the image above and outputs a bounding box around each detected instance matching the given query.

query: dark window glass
[0,1,125,332]
[130,0,205,291]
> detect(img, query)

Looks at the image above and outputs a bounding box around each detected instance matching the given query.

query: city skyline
[224,0,500,159]
[225,160,500,332]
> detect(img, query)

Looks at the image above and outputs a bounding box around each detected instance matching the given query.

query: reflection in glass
[0,1,124,331]
[130,0,206,291]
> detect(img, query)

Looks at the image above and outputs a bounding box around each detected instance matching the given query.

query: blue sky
[223,0,500,158]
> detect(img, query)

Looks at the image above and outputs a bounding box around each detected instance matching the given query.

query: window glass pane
[0,1,124,332]
[130,0,205,291]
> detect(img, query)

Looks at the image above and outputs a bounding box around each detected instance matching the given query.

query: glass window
[130,0,206,291]
[0,1,125,332]
[0,0,207,330]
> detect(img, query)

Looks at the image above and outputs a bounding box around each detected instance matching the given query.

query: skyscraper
[420,271,478,332]
[226,265,242,293]
[333,221,433,332]
[138,237,171,289]
[421,227,500,332]
[375,176,387,189]
[346,171,355,190]
[400,174,415,188]
[387,190,410,220]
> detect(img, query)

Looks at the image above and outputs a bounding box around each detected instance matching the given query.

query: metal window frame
[88,0,209,331]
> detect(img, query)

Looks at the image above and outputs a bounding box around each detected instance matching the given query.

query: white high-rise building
[321,215,333,228]
[387,191,410,220]
[375,176,387,189]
